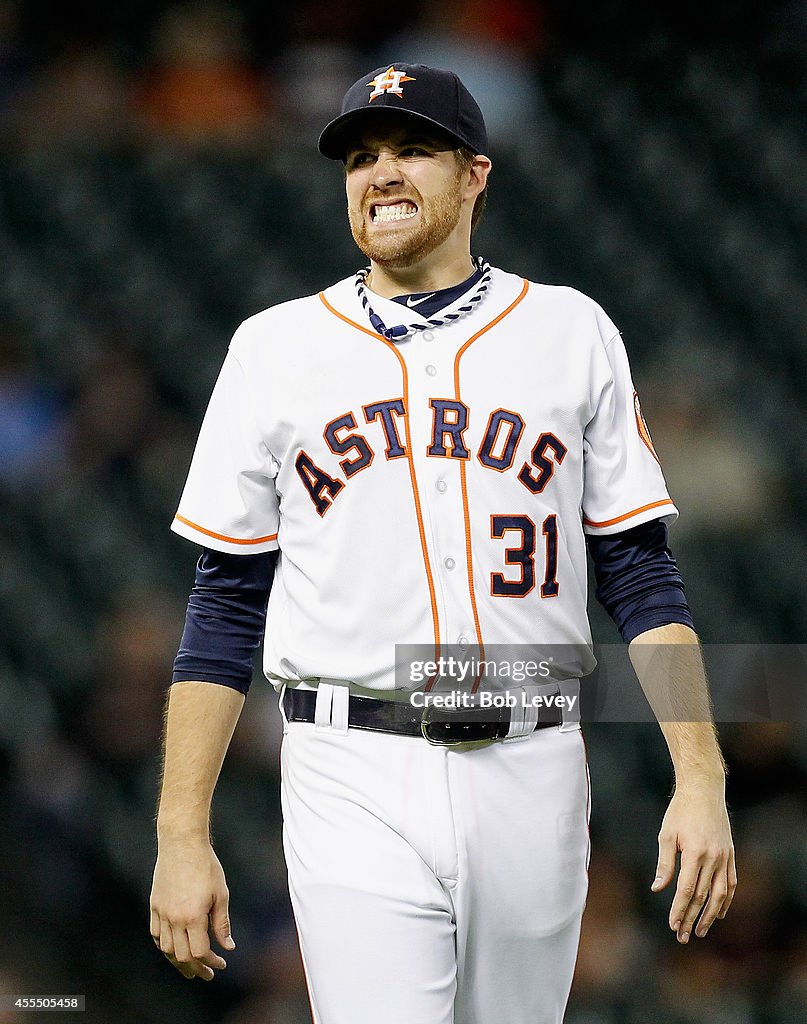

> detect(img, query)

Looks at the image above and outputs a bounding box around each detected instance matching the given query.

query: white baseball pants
[280,688,590,1024]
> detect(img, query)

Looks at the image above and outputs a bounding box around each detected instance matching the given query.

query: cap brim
[318,106,474,160]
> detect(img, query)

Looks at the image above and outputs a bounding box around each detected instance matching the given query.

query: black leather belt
[282,687,562,745]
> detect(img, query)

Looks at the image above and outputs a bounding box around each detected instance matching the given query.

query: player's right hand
[149,839,236,981]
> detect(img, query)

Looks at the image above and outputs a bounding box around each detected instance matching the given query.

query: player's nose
[370,151,404,188]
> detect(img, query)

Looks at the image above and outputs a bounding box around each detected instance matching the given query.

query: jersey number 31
[490,514,559,599]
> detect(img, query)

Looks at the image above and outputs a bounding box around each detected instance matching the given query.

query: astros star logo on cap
[367,66,416,102]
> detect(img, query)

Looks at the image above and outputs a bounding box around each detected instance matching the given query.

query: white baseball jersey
[172,267,677,689]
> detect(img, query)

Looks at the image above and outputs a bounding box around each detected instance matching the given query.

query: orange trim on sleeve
[318,291,441,657]
[173,514,278,545]
[582,499,675,529]
[453,279,531,691]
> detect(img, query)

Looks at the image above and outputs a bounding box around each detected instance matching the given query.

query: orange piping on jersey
[318,293,390,341]
[583,499,675,529]
[318,291,441,658]
[453,278,531,692]
[173,514,278,545]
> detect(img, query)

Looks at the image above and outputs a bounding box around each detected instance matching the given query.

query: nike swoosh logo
[406,293,436,307]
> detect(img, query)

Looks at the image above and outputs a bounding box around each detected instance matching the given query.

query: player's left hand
[651,781,737,944]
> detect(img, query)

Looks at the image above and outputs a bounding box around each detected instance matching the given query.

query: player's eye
[399,146,428,157]
[347,152,374,169]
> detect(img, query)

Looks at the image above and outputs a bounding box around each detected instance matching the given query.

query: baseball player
[149,63,736,1024]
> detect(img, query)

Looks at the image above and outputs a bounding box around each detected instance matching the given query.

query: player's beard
[348,165,465,268]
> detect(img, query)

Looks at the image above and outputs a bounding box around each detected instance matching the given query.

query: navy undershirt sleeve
[586,520,695,643]
[172,548,277,694]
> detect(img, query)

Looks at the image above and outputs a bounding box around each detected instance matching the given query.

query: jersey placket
[402,325,479,667]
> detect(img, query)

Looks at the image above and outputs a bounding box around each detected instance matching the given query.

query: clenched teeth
[372,202,417,223]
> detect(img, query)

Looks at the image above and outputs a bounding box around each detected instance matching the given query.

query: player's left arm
[628,622,737,944]
[581,321,736,940]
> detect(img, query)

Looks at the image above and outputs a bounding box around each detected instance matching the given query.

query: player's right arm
[154,325,279,978]
[150,680,244,981]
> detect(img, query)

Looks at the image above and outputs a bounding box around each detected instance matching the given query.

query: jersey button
[444,557,456,570]
[457,635,470,648]
[422,330,435,342]
[425,364,437,376]
[436,479,447,493]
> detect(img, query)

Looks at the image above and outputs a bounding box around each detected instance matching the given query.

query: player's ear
[466,154,492,199]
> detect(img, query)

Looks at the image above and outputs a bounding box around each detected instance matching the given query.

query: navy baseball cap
[318,63,488,160]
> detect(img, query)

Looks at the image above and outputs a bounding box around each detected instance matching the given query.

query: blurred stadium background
[0,0,805,1021]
